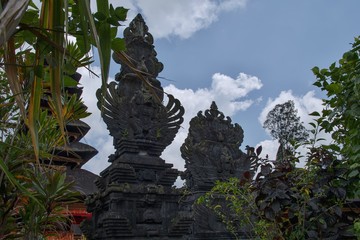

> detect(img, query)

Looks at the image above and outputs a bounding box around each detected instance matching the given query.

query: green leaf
[20,10,39,25]
[328,144,340,152]
[326,83,342,94]
[114,7,128,21]
[34,65,43,78]
[63,75,79,87]
[309,111,320,117]
[76,0,91,54]
[109,4,115,17]
[0,158,44,210]
[329,62,336,71]
[350,163,360,169]
[64,62,77,75]
[107,16,121,26]
[312,66,320,75]
[93,11,107,21]
[320,68,329,75]
[95,0,111,100]
[28,0,39,9]
[110,27,118,39]
[348,169,359,178]
[28,67,42,162]
[111,38,126,52]
[344,51,358,62]
[313,81,322,88]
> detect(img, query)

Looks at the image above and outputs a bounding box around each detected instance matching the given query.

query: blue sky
[80,0,360,181]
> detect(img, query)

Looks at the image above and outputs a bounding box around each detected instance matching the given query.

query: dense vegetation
[200,36,360,239]
[0,0,127,238]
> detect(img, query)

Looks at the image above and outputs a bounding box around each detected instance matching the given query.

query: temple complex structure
[81,14,252,239]
[41,70,98,239]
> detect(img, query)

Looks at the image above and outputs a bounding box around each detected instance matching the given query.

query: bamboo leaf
[0,0,30,46]
[97,0,111,85]
[48,0,66,146]
[76,0,110,114]
[4,38,26,117]
[27,70,42,162]
[76,0,91,53]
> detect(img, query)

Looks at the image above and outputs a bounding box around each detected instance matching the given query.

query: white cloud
[78,67,113,175]
[80,71,263,179]
[39,0,248,41]
[162,72,262,171]
[256,90,330,165]
[255,139,278,160]
[118,0,248,39]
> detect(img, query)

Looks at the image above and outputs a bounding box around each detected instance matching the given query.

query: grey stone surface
[82,14,252,240]
[180,102,251,239]
[81,14,189,239]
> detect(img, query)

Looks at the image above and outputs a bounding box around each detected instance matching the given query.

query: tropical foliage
[0,63,90,238]
[200,144,349,239]
[0,0,128,238]
[0,0,128,159]
[200,36,360,239]
[312,36,360,198]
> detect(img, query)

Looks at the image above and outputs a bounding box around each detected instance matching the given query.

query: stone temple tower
[81,14,192,239]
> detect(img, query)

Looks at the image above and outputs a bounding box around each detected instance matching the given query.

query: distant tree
[263,100,309,161]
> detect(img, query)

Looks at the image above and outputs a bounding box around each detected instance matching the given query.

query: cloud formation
[162,72,262,171]
[110,0,248,39]
[78,67,114,175]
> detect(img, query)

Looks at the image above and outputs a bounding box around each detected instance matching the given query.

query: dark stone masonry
[81,14,252,239]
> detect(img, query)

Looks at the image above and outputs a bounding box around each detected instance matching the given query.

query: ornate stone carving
[114,14,163,80]
[179,102,251,239]
[82,13,253,240]
[99,14,184,159]
[181,101,250,191]
[82,14,190,239]
[97,82,184,158]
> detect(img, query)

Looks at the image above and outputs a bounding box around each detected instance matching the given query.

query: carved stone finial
[124,14,153,45]
[181,102,249,190]
[113,13,163,80]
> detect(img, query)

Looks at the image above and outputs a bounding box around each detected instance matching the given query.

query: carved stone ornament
[82,14,191,240]
[97,83,184,158]
[181,101,250,191]
[113,14,163,82]
[98,14,184,159]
